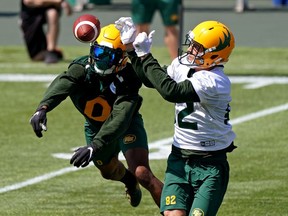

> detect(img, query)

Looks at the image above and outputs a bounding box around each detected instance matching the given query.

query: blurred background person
[71,0,111,12]
[131,0,181,60]
[234,0,254,13]
[19,0,72,64]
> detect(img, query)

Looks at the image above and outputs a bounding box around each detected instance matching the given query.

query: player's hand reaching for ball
[133,30,155,57]
[115,17,136,45]
[70,144,97,168]
[29,107,47,138]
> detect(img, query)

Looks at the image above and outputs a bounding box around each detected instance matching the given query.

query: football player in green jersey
[29,24,163,208]
[116,17,237,216]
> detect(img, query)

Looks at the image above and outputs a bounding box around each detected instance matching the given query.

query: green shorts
[160,151,230,215]
[84,113,148,167]
[132,0,180,26]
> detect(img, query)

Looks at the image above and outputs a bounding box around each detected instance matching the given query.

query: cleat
[125,183,142,207]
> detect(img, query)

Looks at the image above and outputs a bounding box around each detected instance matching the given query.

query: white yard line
[0,74,57,82]
[1,102,288,194]
[230,103,288,125]
[0,167,79,194]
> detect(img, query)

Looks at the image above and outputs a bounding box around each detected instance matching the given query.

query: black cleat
[125,183,142,207]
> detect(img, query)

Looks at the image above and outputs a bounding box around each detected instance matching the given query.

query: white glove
[133,30,155,57]
[115,17,136,45]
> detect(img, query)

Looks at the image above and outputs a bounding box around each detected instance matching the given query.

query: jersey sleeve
[136,53,199,103]
[91,94,142,151]
[90,64,143,150]
[38,63,86,111]
[127,51,155,88]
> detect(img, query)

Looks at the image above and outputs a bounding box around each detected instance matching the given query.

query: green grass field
[0,46,288,216]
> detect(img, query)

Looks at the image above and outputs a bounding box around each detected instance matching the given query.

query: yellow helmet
[90,24,127,75]
[178,20,235,69]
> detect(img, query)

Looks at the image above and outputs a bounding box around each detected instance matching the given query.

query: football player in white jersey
[115,17,237,216]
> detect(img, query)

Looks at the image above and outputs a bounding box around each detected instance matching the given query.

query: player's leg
[45,8,59,52]
[121,113,163,207]
[19,12,47,61]
[125,147,163,207]
[93,155,142,207]
[84,121,141,207]
[131,0,155,35]
[189,157,230,216]
[45,8,63,63]
[159,0,180,60]
[95,157,139,195]
[164,26,179,60]
[135,24,150,37]
[161,153,192,216]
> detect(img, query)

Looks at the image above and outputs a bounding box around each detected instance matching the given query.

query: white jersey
[167,59,236,151]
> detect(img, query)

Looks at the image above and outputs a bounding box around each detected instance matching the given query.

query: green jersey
[38,56,142,151]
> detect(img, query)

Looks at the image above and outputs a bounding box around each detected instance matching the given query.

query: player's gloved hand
[29,107,47,138]
[70,144,97,168]
[133,30,155,57]
[115,17,136,45]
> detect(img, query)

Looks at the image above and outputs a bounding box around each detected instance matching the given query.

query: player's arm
[91,94,142,151]
[129,52,200,103]
[70,76,142,168]
[92,65,142,150]
[127,51,155,88]
[38,64,85,110]
[115,19,199,103]
[30,64,85,137]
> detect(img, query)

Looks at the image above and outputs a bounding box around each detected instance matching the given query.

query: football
[73,14,101,43]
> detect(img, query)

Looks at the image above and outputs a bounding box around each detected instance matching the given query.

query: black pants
[19,11,47,59]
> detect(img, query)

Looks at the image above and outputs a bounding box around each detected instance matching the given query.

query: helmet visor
[91,44,122,70]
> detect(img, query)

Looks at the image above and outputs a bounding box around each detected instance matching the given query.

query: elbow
[160,92,178,103]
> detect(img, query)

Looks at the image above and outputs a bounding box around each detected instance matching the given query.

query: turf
[0,46,288,215]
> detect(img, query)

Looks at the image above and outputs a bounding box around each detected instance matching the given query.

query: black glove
[70,144,97,168]
[29,107,47,138]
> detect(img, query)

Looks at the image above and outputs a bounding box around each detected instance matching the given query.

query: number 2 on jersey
[177,102,198,130]
[177,103,231,129]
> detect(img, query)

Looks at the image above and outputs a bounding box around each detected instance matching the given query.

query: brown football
[73,14,101,43]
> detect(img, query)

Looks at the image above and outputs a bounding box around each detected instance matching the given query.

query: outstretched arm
[70,94,142,168]
[70,68,143,168]
[133,53,199,103]
[29,64,86,137]
[115,16,199,103]
[92,94,142,151]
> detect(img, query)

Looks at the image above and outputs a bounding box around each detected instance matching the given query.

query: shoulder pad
[68,55,90,69]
